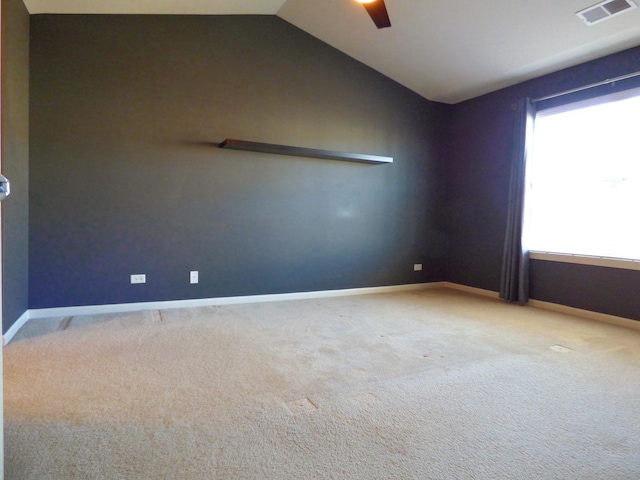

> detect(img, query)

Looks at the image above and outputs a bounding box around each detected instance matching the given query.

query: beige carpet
[5,288,640,479]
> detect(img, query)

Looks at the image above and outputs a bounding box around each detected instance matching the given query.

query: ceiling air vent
[577,0,638,25]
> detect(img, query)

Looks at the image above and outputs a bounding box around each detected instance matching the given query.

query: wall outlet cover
[131,274,146,284]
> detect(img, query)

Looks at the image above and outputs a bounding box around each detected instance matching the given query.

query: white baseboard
[441,282,640,331]
[528,299,640,331]
[441,282,500,299]
[3,310,30,345]
[26,282,445,320]
[11,281,638,341]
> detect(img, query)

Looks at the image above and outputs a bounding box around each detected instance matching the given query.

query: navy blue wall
[447,46,640,320]
[2,0,30,333]
[29,15,448,309]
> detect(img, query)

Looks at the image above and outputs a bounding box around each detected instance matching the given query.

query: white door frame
[0,0,6,476]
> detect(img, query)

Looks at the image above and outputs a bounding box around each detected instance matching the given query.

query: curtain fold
[500,98,535,305]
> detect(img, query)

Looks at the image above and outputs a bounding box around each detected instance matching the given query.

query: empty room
[2,0,640,478]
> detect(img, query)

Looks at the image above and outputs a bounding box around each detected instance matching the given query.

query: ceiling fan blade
[362,0,391,29]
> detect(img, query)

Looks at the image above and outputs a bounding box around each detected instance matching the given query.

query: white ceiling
[22,0,640,104]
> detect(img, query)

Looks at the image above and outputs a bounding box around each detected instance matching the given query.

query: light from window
[525,88,640,261]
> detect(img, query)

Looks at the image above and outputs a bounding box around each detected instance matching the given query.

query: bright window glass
[526,88,640,260]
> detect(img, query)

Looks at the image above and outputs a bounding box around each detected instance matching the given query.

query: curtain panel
[500,98,535,305]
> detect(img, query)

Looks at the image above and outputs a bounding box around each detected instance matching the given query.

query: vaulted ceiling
[22,0,640,103]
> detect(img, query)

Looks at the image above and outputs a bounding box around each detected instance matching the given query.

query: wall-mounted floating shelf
[219,139,393,164]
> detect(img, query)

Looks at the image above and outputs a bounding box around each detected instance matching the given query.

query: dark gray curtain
[500,98,535,305]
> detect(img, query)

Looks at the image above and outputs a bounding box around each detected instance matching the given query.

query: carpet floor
[4,288,640,479]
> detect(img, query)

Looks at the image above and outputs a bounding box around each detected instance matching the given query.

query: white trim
[530,251,640,271]
[3,310,30,345]
[441,282,500,299]
[528,299,640,331]
[443,282,640,330]
[441,282,640,331]
[14,282,639,341]
[27,282,445,319]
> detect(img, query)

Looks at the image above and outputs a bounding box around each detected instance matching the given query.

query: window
[525,87,640,262]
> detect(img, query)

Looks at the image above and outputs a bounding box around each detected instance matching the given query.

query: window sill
[529,251,640,272]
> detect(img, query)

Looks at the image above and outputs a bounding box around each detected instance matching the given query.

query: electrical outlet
[190,271,199,284]
[130,274,146,284]
[413,264,423,272]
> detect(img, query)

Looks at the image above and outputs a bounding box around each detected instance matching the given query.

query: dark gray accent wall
[447,46,640,320]
[29,15,448,309]
[2,0,30,333]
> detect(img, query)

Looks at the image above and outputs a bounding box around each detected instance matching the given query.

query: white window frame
[529,251,640,271]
